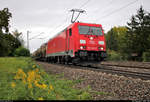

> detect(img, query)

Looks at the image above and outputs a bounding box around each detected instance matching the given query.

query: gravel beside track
[36,61,150,100]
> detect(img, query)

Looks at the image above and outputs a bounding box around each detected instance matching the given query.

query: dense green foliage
[0,8,12,32]
[142,50,150,62]
[105,6,150,61]
[0,32,22,56]
[14,47,30,57]
[106,50,122,61]
[105,26,127,52]
[126,6,150,60]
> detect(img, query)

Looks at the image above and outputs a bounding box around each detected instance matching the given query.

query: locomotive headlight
[98,41,104,45]
[90,37,93,40]
[98,47,104,50]
[80,46,83,49]
[80,40,86,44]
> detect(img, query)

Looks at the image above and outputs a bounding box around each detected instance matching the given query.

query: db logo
[89,41,95,44]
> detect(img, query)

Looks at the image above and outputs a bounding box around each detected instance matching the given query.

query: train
[33,22,107,64]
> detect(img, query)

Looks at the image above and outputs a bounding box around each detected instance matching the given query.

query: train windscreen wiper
[86,27,91,35]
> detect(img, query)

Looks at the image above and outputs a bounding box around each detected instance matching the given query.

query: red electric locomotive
[46,22,107,64]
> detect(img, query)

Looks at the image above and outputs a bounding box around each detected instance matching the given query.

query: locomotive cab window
[78,25,103,36]
[69,28,72,36]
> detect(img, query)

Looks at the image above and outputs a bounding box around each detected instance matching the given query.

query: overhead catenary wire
[91,0,119,16]
[73,0,91,22]
[81,0,117,23]
[50,0,80,28]
[47,0,91,38]
[94,0,139,22]
[29,32,44,40]
[79,0,91,9]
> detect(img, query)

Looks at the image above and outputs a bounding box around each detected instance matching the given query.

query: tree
[0,8,22,56]
[105,26,127,52]
[0,8,12,56]
[12,29,22,38]
[0,8,12,33]
[106,28,118,51]
[12,29,25,47]
[126,6,150,60]
[4,34,21,56]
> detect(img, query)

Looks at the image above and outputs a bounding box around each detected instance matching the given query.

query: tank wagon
[45,22,107,64]
[33,43,47,61]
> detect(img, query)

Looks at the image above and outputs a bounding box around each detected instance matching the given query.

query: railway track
[92,65,150,80]
[36,61,150,80]
[100,63,150,69]
[63,63,150,80]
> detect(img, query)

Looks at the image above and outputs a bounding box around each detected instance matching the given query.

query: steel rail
[36,61,150,80]
[100,64,150,69]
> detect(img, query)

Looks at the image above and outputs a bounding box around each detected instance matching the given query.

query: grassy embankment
[0,57,91,100]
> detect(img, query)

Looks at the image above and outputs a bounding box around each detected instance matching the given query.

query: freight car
[34,22,107,64]
[46,22,107,64]
[32,43,47,61]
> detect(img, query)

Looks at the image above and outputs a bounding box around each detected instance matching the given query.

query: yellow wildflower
[32,65,36,68]
[34,80,39,87]
[14,69,26,80]
[38,97,44,100]
[34,80,38,84]
[35,74,41,79]
[27,70,36,83]
[11,82,16,88]
[34,81,47,89]
[39,84,47,89]
[34,80,41,87]
[35,68,39,73]
[49,85,53,90]
[42,84,47,89]
[28,83,32,89]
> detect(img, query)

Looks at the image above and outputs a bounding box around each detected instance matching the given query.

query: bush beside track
[0,57,91,100]
[106,50,150,62]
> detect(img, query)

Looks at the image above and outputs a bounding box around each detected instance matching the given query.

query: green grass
[0,57,91,100]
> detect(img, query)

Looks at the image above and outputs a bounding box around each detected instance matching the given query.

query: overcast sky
[0,0,150,53]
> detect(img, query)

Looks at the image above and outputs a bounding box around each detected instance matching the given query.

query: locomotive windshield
[78,26,103,36]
